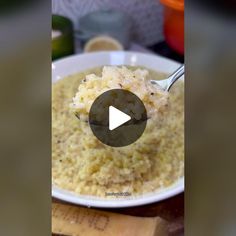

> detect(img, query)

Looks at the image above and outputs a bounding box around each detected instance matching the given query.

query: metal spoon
[151,65,184,91]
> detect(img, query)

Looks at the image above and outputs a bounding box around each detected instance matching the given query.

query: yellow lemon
[84,35,124,52]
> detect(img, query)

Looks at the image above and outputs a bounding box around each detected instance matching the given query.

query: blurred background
[51,0,184,62]
[52,0,164,46]
[1,0,236,235]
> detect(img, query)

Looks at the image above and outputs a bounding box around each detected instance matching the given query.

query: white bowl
[52,51,184,208]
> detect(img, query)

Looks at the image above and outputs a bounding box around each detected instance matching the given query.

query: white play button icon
[109,106,131,131]
[88,89,147,147]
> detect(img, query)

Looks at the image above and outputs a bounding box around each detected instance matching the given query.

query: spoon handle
[166,65,184,91]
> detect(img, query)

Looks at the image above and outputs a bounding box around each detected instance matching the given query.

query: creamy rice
[52,66,184,198]
[70,66,168,122]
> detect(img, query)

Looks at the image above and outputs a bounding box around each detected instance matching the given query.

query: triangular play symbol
[109,106,131,131]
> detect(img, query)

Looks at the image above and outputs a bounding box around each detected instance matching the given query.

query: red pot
[160,0,184,55]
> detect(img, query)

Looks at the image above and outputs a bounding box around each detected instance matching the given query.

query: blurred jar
[77,10,132,50]
[160,0,184,55]
[52,15,74,60]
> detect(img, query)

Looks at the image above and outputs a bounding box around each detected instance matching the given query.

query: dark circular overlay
[89,89,147,147]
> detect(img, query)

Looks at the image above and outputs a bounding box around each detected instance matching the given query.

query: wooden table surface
[52,193,184,236]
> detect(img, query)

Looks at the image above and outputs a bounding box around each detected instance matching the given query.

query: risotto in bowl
[52,51,184,208]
